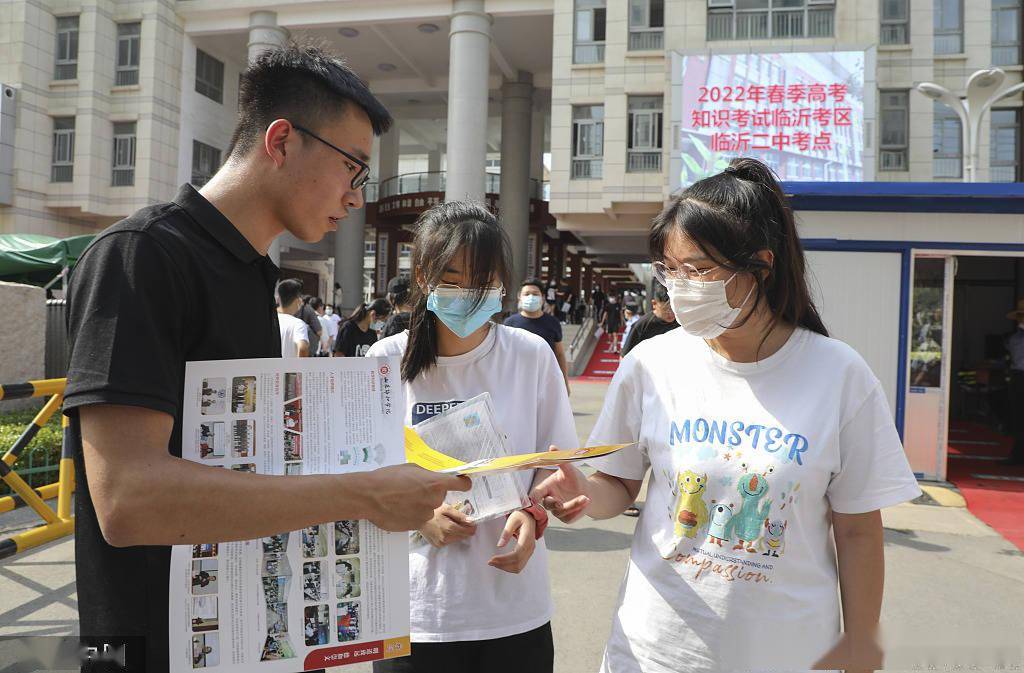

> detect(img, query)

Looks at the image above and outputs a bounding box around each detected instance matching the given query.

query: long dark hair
[650,156,828,344]
[402,201,513,382]
[344,298,391,326]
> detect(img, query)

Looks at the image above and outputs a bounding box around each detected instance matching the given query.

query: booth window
[990,109,1020,182]
[992,0,1022,66]
[195,49,225,104]
[54,15,79,80]
[629,0,664,51]
[879,90,909,172]
[934,0,963,55]
[115,22,141,86]
[112,121,137,187]
[574,0,606,64]
[572,105,604,179]
[51,117,75,183]
[627,96,663,173]
[191,141,221,188]
[707,0,835,41]
[933,101,962,179]
[880,0,909,45]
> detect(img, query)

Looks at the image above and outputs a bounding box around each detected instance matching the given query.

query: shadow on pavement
[883,527,951,553]
[545,526,634,552]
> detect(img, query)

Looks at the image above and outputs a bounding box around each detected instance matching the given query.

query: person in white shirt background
[310,297,333,355]
[533,157,921,673]
[275,278,310,357]
[368,201,576,673]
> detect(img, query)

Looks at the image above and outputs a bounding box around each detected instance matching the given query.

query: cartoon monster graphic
[706,503,734,546]
[671,470,709,539]
[761,518,787,557]
[725,467,772,553]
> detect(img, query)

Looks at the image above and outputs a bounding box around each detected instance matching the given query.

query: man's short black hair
[652,286,670,303]
[520,277,544,294]
[310,297,324,311]
[276,278,304,308]
[229,42,393,159]
[386,275,411,307]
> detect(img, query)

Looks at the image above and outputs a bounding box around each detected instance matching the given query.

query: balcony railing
[935,31,963,55]
[879,149,907,171]
[375,172,549,202]
[364,181,378,203]
[880,23,908,45]
[627,151,662,172]
[990,165,1018,182]
[933,156,962,179]
[51,164,73,183]
[571,159,603,179]
[628,30,663,51]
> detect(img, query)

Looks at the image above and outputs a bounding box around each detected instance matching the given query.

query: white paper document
[169,356,412,672]
[411,393,529,523]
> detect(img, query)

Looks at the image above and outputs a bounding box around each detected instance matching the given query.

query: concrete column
[530,106,545,186]
[427,148,442,191]
[378,126,401,196]
[334,207,366,314]
[499,71,534,294]
[248,11,289,266]
[445,0,492,202]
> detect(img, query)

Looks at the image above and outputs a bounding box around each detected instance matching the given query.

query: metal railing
[708,7,833,40]
[628,30,663,51]
[50,164,73,183]
[880,150,907,171]
[571,159,603,179]
[115,67,138,86]
[377,172,549,201]
[0,378,75,559]
[993,44,1021,66]
[567,315,596,366]
[933,156,962,179]
[627,151,662,173]
[990,165,1018,182]
[881,23,908,45]
[935,31,963,55]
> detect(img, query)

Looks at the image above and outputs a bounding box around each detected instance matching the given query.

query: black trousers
[372,622,554,673]
[1009,371,1024,462]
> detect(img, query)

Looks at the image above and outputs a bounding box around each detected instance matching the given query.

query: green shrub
[0,409,64,495]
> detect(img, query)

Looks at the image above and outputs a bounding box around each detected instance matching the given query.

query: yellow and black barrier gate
[0,378,74,559]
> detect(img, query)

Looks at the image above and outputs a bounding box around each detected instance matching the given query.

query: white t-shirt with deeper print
[367,324,577,642]
[277,313,309,357]
[588,327,921,673]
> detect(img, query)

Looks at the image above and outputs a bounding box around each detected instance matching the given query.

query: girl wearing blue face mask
[368,201,576,673]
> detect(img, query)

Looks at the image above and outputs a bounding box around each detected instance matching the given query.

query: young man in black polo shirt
[63,44,469,673]
[503,278,570,393]
[620,284,678,357]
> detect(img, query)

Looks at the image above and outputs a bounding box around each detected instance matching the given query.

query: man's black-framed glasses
[292,124,371,190]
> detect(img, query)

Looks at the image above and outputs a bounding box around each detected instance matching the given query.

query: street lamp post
[916,68,1024,182]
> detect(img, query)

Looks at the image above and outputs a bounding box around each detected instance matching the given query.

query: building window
[934,0,963,55]
[628,0,664,51]
[51,117,75,183]
[191,140,221,187]
[707,0,835,41]
[933,101,962,179]
[571,105,604,179]
[880,0,909,45]
[112,121,137,186]
[993,0,1022,66]
[990,109,1020,182]
[54,16,79,80]
[574,0,606,64]
[195,49,224,104]
[627,96,663,173]
[116,22,141,86]
[879,90,909,171]
[364,240,376,256]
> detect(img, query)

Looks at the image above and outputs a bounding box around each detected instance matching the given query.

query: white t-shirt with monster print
[587,327,921,673]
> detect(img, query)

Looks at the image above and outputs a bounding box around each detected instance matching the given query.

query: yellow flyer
[405,426,633,476]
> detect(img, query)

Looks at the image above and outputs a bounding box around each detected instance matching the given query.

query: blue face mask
[427,286,504,338]
[520,295,543,312]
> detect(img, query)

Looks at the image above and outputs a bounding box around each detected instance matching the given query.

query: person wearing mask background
[333,298,391,357]
[368,201,575,673]
[620,285,678,358]
[381,275,414,338]
[602,294,623,353]
[1006,298,1024,465]
[504,278,570,392]
[324,303,341,352]
[310,297,333,355]
[277,279,311,357]
[532,158,921,673]
[620,304,640,351]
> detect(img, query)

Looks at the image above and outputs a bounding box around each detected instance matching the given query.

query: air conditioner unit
[0,85,16,206]
[708,0,735,8]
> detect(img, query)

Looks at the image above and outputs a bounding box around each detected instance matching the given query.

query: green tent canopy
[0,233,95,286]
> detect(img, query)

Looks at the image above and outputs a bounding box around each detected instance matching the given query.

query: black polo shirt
[63,184,281,673]
[503,312,563,351]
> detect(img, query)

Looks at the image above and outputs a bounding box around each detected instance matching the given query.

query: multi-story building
[1,0,1021,306]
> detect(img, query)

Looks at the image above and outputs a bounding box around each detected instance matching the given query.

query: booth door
[804,250,903,417]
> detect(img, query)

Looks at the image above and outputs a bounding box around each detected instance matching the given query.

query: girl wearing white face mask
[533,158,921,673]
[368,201,576,673]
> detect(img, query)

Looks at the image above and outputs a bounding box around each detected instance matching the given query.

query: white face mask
[668,274,754,339]
[325,307,333,316]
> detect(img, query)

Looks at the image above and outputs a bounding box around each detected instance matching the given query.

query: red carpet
[574,333,622,381]
[946,421,1024,550]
